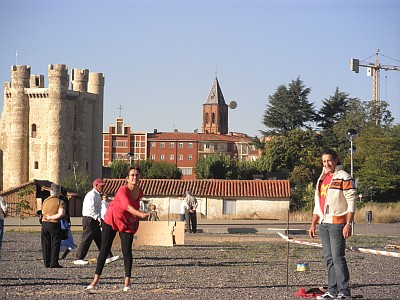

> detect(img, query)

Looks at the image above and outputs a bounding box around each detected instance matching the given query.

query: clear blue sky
[1,0,399,137]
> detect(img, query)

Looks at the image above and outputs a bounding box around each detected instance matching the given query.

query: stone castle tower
[202,77,228,134]
[0,64,105,191]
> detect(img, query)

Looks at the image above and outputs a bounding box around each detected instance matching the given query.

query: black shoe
[61,249,70,259]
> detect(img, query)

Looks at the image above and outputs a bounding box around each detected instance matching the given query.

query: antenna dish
[229,101,237,109]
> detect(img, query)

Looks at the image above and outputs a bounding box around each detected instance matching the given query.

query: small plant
[16,185,35,229]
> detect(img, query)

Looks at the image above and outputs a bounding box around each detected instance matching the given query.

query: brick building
[102,77,259,179]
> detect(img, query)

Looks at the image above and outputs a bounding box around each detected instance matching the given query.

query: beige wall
[138,196,289,220]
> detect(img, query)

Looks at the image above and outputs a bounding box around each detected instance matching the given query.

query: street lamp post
[346,129,358,235]
[128,152,134,167]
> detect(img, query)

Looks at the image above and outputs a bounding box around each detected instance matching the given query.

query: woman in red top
[87,167,149,292]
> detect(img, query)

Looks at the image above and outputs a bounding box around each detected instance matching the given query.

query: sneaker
[73,259,89,265]
[317,292,337,299]
[105,255,119,264]
[336,293,352,300]
[123,286,131,292]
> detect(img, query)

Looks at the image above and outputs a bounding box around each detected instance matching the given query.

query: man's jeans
[319,223,351,297]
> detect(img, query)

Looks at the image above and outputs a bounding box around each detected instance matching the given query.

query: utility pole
[350,49,400,124]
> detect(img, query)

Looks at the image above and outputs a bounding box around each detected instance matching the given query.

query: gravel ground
[0,231,399,300]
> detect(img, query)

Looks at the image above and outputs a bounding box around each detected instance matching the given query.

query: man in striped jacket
[309,149,357,300]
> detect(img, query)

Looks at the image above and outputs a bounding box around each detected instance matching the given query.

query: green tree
[195,153,237,179]
[61,171,91,195]
[147,162,182,179]
[134,159,154,179]
[109,160,130,179]
[316,87,352,130]
[264,129,322,173]
[261,77,315,135]
[354,124,400,201]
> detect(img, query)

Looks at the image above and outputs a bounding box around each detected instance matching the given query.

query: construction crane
[350,49,400,124]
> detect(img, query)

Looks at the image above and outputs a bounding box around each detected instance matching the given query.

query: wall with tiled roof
[103,179,290,198]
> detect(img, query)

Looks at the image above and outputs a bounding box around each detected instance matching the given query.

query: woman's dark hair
[321,148,341,165]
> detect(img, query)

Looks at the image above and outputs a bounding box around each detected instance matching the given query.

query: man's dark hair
[321,148,341,165]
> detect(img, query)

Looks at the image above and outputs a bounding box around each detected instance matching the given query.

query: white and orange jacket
[313,165,357,224]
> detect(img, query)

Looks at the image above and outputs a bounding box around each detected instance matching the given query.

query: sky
[0,0,399,137]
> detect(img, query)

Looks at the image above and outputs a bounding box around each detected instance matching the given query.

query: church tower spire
[202,77,228,134]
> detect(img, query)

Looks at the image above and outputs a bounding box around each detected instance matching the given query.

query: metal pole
[350,141,355,235]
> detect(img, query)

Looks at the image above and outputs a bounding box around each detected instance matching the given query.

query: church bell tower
[202,77,228,135]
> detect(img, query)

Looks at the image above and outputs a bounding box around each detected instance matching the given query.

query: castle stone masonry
[0,64,105,191]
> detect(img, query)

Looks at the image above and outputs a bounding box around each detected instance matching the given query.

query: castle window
[34,161,39,169]
[31,124,37,138]
[86,162,88,170]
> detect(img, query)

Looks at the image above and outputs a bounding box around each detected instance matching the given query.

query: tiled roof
[103,179,290,198]
[148,132,252,142]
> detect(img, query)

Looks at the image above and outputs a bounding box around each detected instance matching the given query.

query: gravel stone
[0,232,399,299]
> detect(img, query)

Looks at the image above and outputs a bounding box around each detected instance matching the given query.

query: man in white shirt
[74,179,118,265]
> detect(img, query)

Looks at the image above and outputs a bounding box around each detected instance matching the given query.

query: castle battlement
[0,63,105,191]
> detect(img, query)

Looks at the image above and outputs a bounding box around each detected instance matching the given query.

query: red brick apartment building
[103,77,260,179]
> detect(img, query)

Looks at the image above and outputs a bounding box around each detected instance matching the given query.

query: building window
[205,144,210,149]
[31,124,37,138]
[211,112,215,123]
[151,142,156,148]
[121,141,126,147]
[223,199,236,215]
[151,154,155,160]
[160,154,165,160]
[169,154,174,160]
[169,142,174,148]
[160,142,165,148]
[214,144,218,150]
[135,141,140,147]
[179,155,183,161]
[178,142,183,148]
[188,142,193,148]
[112,153,118,159]
[117,121,123,134]
[34,161,39,169]
[221,144,225,150]
[188,155,193,161]
[180,168,193,176]
[112,141,117,147]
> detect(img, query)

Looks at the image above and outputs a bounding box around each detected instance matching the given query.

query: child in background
[60,187,77,259]
[148,204,160,221]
